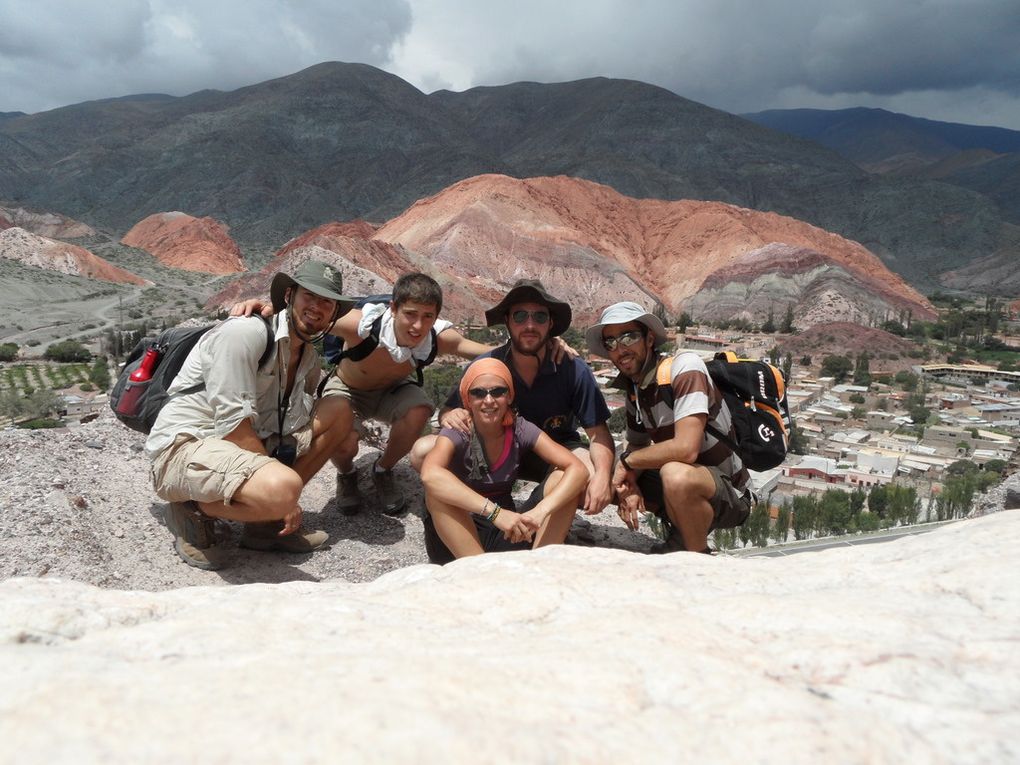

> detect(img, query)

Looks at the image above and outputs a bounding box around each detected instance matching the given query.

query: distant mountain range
[743,107,1020,228]
[1,62,1018,293]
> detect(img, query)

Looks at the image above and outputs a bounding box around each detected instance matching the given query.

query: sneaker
[239,522,329,553]
[336,470,362,516]
[164,501,226,571]
[372,461,406,516]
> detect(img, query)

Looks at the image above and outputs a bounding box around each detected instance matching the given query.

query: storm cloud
[2,0,1019,129]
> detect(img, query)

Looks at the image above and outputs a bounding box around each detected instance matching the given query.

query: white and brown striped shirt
[612,351,751,493]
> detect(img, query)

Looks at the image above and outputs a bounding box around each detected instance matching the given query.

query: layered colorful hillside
[122,213,245,274]
[0,227,147,284]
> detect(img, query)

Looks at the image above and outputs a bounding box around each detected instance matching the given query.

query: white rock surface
[2,511,1017,764]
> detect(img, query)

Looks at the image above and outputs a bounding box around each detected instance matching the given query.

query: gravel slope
[0,413,656,590]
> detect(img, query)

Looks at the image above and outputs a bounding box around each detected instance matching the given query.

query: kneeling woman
[421,358,587,563]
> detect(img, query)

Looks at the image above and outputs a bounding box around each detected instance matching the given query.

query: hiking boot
[372,461,406,516]
[239,521,329,553]
[336,470,362,516]
[165,501,226,571]
[173,537,227,571]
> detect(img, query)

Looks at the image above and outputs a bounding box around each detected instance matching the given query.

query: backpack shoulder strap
[256,315,275,369]
[341,315,382,363]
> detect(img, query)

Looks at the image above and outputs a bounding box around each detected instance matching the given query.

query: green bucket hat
[270,260,354,313]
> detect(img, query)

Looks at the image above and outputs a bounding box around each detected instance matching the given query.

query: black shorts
[637,466,751,531]
[423,507,532,565]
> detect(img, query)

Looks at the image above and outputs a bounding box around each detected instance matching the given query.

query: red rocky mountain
[0,227,147,284]
[122,212,245,274]
[371,175,935,326]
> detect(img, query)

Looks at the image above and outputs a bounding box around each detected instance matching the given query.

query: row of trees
[712,459,1008,550]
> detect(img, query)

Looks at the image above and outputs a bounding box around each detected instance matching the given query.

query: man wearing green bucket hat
[145,260,357,571]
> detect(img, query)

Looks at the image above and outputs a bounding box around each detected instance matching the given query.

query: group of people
[145,260,753,571]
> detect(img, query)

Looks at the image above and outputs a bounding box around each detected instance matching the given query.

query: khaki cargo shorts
[150,425,313,505]
[320,371,433,430]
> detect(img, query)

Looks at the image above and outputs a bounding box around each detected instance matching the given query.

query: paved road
[729,521,957,558]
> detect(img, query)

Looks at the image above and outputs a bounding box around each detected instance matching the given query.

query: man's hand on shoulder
[547,335,579,362]
[229,298,274,319]
[439,407,473,434]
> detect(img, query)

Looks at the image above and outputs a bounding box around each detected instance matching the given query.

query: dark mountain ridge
[1,62,1017,291]
[744,107,1020,163]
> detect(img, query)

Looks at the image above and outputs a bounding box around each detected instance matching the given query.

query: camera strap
[276,338,306,439]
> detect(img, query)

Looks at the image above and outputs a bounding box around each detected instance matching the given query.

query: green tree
[88,357,111,391]
[983,459,1007,475]
[761,308,776,334]
[791,495,818,540]
[44,340,91,363]
[894,371,919,392]
[771,505,791,544]
[676,312,692,334]
[818,490,852,536]
[868,484,889,520]
[747,502,770,547]
[852,352,871,387]
[780,304,795,334]
[0,343,18,362]
[820,354,853,383]
[421,363,465,410]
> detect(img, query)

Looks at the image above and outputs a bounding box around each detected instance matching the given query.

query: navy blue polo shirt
[444,343,610,445]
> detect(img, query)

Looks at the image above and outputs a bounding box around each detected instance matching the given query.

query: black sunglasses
[509,310,550,325]
[602,330,645,351]
[467,385,511,401]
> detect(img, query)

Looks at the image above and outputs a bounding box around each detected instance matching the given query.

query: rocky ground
[0,413,658,590]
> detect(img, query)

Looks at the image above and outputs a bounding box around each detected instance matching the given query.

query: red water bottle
[116,347,160,416]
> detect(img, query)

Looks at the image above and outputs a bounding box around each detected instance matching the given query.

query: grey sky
[2,0,1019,130]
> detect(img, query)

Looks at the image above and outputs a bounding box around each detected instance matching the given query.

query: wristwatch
[619,450,634,471]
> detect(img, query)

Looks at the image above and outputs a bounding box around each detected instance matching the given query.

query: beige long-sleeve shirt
[144,313,319,460]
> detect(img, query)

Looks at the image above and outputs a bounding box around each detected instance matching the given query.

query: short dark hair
[392,273,443,313]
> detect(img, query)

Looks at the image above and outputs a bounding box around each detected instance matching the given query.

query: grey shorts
[150,425,312,505]
[637,465,752,530]
[320,372,433,428]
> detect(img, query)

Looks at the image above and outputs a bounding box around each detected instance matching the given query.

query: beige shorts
[150,425,313,505]
[320,371,433,428]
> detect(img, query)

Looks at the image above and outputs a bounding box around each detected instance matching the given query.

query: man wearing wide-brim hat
[411,279,616,558]
[145,260,356,571]
[586,301,753,554]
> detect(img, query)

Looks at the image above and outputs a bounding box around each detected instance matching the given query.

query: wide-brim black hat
[483,279,572,337]
[270,259,354,314]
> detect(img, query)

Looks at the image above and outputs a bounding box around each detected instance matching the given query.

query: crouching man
[585,302,753,553]
[145,260,355,570]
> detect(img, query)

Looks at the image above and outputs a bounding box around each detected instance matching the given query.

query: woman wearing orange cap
[420,357,587,562]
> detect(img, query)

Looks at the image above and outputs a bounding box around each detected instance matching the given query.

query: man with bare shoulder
[234,271,489,516]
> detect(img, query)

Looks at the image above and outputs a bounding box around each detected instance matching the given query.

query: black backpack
[656,351,792,471]
[320,295,438,390]
[110,316,274,434]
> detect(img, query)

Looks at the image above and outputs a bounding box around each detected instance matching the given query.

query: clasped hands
[490,505,551,545]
